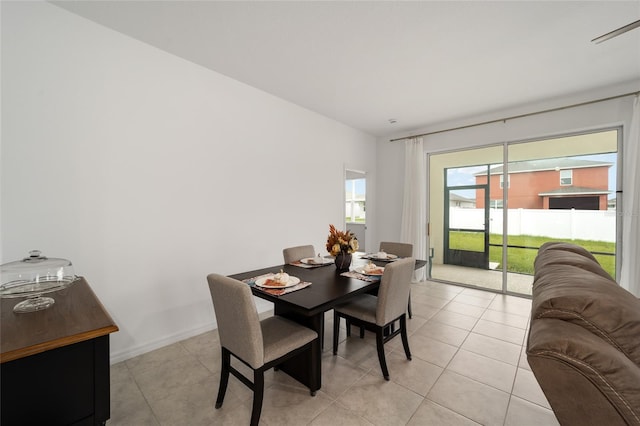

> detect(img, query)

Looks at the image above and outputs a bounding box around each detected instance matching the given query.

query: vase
[334,251,352,271]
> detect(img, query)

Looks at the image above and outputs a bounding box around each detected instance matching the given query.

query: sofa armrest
[527,318,640,426]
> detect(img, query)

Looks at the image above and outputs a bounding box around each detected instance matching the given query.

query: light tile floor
[108,281,560,425]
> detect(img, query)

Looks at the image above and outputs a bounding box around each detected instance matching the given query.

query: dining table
[228,253,428,394]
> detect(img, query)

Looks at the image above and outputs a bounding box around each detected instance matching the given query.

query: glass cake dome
[0,250,80,313]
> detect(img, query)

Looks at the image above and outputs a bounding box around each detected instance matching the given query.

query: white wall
[375,139,405,244]
[1,2,376,362]
[377,80,639,259]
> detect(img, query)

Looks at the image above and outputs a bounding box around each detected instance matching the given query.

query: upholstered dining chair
[379,242,413,259]
[207,274,319,426]
[380,242,414,318]
[332,257,416,380]
[283,245,316,264]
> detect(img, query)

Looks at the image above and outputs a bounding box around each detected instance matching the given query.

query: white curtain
[620,95,640,296]
[400,137,427,281]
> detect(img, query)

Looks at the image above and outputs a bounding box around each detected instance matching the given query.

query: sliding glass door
[504,130,618,294]
[428,128,619,296]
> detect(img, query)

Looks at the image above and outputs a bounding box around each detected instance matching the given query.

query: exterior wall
[476,166,610,209]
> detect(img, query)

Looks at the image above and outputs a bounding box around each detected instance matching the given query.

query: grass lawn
[449,232,616,278]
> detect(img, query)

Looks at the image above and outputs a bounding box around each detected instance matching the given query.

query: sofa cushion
[533,261,640,366]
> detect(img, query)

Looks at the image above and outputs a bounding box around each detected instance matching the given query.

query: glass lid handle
[24,250,47,262]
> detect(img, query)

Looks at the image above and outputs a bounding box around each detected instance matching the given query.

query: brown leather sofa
[527,242,640,426]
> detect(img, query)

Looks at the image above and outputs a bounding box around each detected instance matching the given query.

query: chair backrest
[379,242,413,258]
[376,257,415,325]
[207,274,264,368]
[283,245,315,264]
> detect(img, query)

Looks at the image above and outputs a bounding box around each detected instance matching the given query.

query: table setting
[242,271,312,296]
[289,254,334,269]
[341,261,385,282]
[360,251,401,262]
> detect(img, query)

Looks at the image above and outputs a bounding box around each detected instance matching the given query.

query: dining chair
[207,274,319,426]
[380,241,414,318]
[332,257,416,380]
[348,241,415,338]
[379,241,413,258]
[283,245,316,264]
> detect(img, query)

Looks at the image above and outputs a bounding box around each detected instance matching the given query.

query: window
[490,199,504,209]
[345,169,366,248]
[345,173,366,223]
[560,169,573,186]
[428,128,618,296]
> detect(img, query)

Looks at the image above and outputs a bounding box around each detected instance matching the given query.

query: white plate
[354,266,385,276]
[368,253,398,260]
[300,257,332,265]
[255,275,301,289]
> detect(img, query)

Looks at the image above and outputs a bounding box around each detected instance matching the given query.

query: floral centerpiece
[326,224,359,255]
[326,224,358,270]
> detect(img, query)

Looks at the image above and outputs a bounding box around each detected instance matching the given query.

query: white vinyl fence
[449,208,616,243]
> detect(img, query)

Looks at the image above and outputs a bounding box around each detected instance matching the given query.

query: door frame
[444,179,491,270]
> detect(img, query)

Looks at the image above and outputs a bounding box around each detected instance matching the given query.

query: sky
[345,178,366,196]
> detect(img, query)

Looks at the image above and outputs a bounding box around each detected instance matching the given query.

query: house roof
[450,193,475,203]
[538,186,612,196]
[475,158,613,176]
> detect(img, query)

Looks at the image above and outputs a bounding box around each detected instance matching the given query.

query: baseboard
[109,300,275,364]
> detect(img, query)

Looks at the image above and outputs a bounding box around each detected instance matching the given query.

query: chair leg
[333,311,340,355]
[400,315,412,360]
[407,291,412,319]
[359,326,365,338]
[375,328,390,380]
[346,319,351,336]
[250,369,265,426]
[215,348,231,409]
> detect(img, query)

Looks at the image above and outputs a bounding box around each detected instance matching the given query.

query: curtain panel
[620,95,640,296]
[400,137,427,281]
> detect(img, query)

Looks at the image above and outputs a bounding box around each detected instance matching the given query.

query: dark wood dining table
[228,254,427,394]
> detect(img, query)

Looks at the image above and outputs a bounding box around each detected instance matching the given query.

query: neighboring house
[345,193,366,220]
[449,192,476,208]
[474,158,612,210]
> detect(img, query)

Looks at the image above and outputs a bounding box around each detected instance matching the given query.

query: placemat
[340,271,382,282]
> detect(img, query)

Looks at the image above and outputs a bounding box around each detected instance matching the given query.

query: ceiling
[53,1,640,137]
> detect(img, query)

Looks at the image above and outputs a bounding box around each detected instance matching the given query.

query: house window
[500,174,510,189]
[490,199,504,209]
[560,169,573,186]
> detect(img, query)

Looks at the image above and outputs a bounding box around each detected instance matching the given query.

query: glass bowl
[0,250,80,313]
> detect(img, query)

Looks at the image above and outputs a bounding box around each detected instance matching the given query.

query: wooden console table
[1,278,118,425]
